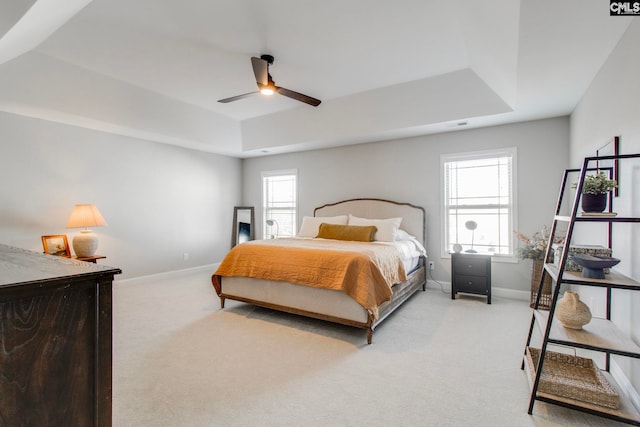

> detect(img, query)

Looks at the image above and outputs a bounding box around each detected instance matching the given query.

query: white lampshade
[66,204,107,257]
[66,204,107,228]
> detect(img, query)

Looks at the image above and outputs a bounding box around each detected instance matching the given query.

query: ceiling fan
[218,54,321,107]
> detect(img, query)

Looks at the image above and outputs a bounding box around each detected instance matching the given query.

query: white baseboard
[115,263,219,287]
[118,270,530,303]
[611,359,640,413]
[493,287,530,301]
[426,279,530,302]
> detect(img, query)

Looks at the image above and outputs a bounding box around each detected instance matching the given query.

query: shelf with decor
[544,263,640,290]
[522,350,640,424]
[532,310,640,357]
[522,152,640,426]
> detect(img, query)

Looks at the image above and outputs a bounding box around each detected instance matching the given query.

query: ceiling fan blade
[217,91,258,103]
[251,56,268,86]
[276,86,321,107]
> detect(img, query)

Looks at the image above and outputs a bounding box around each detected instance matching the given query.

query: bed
[211,198,427,344]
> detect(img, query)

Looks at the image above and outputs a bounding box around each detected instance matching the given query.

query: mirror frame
[232,206,255,248]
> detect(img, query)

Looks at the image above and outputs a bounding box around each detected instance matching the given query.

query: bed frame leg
[367,329,373,345]
[220,297,225,309]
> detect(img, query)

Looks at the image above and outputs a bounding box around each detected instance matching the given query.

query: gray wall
[0,111,241,279]
[243,117,570,295]
[570,19,640,396]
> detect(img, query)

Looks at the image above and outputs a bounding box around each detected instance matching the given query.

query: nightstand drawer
[452,256,488,275]
[454,274,488,294]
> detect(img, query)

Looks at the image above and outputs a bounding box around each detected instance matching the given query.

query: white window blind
[262,170,297,239]
[442,148,516,258]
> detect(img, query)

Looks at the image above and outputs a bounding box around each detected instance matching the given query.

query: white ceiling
[0,0,634,157]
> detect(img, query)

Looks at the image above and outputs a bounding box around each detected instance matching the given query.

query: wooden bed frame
[215,198,427,344]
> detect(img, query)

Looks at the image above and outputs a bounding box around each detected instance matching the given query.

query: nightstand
[74,255,106,264]
[451,252,491,304]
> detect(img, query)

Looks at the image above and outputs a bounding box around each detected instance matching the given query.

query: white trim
[441,253,519,264]
[493,287,529,301]
[426,280,530,302]
[611,359,640,413]
[440,147,518,260]
[115,267,531,302]
[114,263,218,287]
[261,168,298,178]
[262,168,298,239]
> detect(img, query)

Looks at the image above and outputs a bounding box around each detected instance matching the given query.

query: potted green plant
[578,172,617,212]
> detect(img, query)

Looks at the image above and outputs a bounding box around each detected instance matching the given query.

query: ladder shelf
[523,153,640,426]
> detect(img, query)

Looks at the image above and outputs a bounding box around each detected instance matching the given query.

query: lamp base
[73,230,99,257]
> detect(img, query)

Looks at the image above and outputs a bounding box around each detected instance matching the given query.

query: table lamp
[266,219,279,239]
[465,220,477,253]
[66,204,107,257]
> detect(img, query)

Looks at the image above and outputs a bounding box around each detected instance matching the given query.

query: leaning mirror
[232,206,255,248]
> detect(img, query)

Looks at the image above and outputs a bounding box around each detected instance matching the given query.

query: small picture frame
[41,235,71,257]
[596,136,619,197]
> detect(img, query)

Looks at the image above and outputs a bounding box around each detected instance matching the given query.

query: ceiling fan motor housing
[261,54,274,65]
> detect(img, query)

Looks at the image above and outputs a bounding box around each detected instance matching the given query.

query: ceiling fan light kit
[218,54,321,106]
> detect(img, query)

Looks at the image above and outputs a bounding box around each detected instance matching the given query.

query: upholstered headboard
[314,198,426,246]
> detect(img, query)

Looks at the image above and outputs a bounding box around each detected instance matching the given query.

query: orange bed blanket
[211,238,407,318]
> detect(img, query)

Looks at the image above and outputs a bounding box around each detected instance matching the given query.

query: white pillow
[348,215,402,242]
[395,229,412,241]
[297,215,348,237]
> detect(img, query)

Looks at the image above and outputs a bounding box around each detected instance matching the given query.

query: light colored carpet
[112,269,626,426]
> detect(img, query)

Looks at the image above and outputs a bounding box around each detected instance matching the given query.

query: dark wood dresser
[451,252,491,304]
[0,244,121,427]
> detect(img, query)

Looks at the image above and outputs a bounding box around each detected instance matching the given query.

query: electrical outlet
[183,252,189,261]
[428,261,435,270]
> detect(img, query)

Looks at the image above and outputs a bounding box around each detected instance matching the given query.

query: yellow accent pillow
[316,223,377,242]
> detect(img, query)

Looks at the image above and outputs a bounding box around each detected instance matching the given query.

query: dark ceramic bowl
[569,254,620,279]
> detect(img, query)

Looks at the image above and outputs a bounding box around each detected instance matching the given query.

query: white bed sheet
[383,238,426,273]
[287,235,426,274]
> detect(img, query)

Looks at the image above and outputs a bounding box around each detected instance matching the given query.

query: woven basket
[526,347,620,409]
[530,260,552,310]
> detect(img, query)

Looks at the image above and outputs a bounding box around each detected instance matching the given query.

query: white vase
[555,291,592,329]
[72,230,99,257]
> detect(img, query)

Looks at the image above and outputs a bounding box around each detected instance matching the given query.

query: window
[441,148,516,258]
[262,170,297,239]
